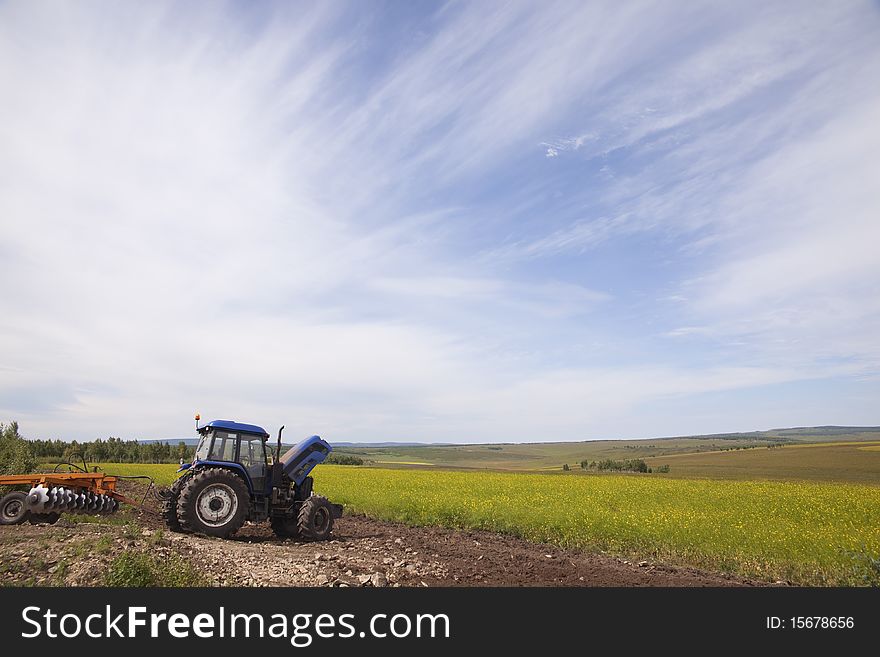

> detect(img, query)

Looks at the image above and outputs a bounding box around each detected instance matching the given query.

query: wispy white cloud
[1,1,878,442]
[541,133,595,158]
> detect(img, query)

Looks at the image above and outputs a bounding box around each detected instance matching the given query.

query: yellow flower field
[316,467,880,585]
[93,463,880,585]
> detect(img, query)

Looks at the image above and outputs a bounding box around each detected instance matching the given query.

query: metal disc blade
[29,485,50,510]
[26,486,41,508]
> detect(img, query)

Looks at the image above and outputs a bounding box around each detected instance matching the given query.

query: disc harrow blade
[50,487,71,511]
[26,484,51,511]
[74,492,88,512]
[65,492,78,511]
[20,482,121,517]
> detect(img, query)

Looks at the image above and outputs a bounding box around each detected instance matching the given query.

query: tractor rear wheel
[297,495,334,541]
[176,468,249,538]
[0,492,29,525]
[162,476,188,533]
[270,515,301,539]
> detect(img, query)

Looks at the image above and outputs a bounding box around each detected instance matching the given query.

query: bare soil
[0,510,767,587]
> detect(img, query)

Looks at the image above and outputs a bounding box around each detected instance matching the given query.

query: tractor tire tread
[162,476,188,533]
[176,467,249,538]
[296,495,334,541]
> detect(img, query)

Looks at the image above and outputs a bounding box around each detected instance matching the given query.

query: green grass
[104,550,206,587]
[315,466,880,586]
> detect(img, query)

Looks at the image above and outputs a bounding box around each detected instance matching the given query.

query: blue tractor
[162,417,342,539]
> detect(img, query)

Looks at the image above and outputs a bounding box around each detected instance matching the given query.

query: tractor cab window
[238,437,267,467]
[239,435,268,493]
[209,432,238,462]
[195,432,211,461]
[238,434,267,493]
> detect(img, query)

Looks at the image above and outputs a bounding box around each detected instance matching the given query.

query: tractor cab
[193,419,271,494]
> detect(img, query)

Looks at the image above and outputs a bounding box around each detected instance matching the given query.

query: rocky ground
[0,510,768,587]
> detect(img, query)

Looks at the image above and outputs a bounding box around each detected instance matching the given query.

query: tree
[63,440,82,463]
[175,441,190,462]
[0,421,37,478]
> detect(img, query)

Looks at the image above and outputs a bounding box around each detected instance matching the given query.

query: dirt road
[0,513,765,587]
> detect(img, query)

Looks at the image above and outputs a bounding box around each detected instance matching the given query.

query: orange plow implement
[0,472,140,525]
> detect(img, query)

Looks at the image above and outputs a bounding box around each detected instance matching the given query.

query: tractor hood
[280,435,333,485]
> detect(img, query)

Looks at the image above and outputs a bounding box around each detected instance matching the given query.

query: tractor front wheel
[176,468,249,538]
[0,491,29,525]
[297,495,334,541]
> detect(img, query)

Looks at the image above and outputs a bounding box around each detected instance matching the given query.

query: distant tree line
[325,453,365,466]
[1,422,194,465]
[572,458,670,474]
[29,436,194,464]
[581,458,649,472]
[720,442,787,451]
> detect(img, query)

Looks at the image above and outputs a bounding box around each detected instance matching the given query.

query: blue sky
[1,1,879,443]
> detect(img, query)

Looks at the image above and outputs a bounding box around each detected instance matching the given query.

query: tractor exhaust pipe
[276,425,285,463]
